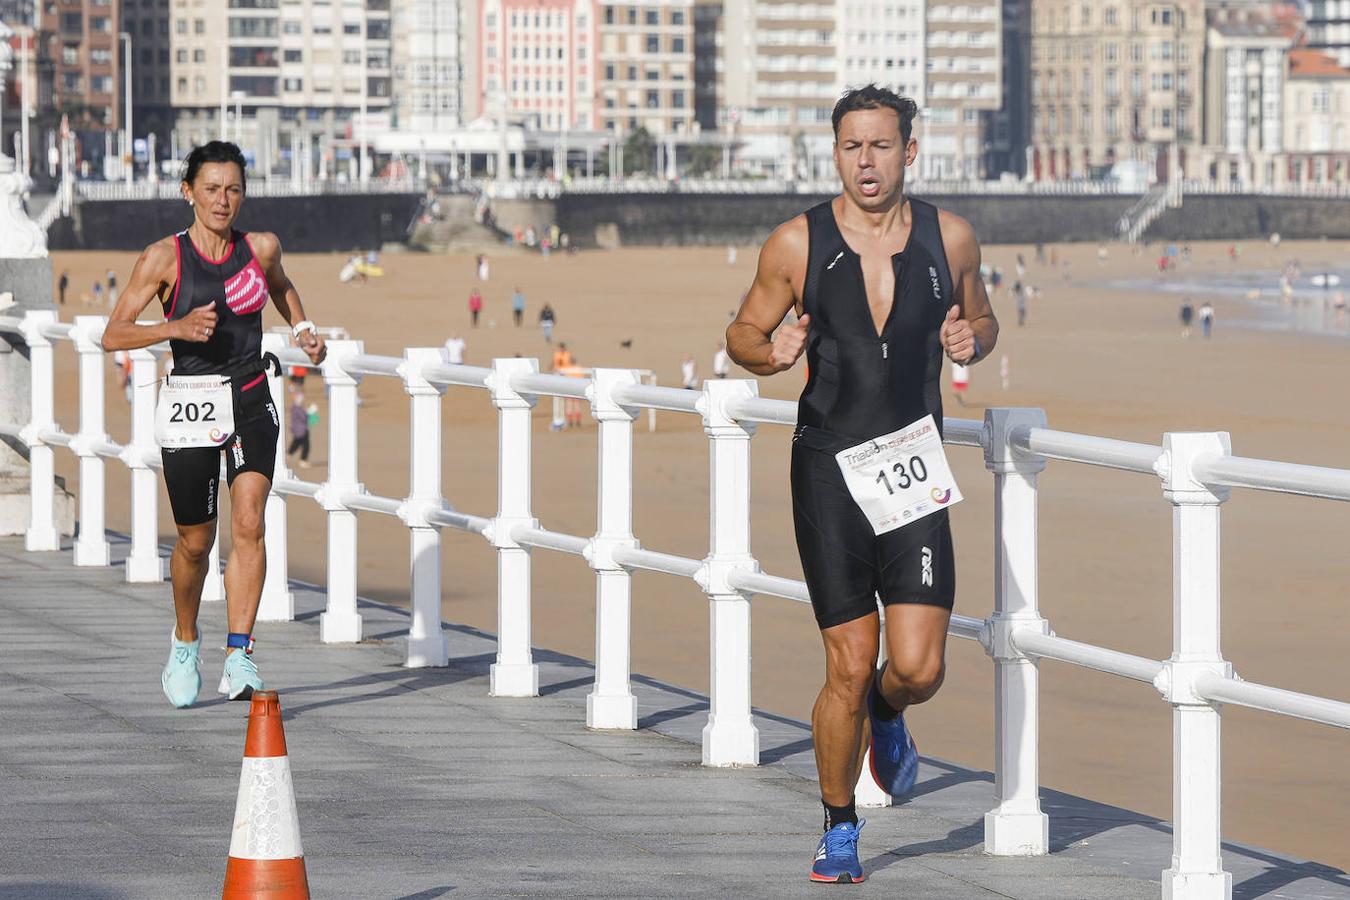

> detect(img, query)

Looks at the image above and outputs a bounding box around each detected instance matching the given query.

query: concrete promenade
[2,535,1347,899]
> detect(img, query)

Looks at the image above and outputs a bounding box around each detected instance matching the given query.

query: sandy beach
[44,233,1350,870]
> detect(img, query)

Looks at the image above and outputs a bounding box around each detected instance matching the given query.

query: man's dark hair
[831,85,920,142]
[181,141,248,189]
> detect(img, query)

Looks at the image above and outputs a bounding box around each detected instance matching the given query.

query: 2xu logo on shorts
[921,546,933,587]
[231,436,245,469]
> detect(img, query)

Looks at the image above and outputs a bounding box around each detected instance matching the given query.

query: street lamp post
[358,17,368,185]
[231,90,245,145]
[120,31,132,186]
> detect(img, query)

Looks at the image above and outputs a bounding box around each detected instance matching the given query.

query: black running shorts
[791,441,956,630]
[161,374,279,526]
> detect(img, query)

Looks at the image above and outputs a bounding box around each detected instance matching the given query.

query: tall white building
[170,0,393,178]
[391,0,463,131]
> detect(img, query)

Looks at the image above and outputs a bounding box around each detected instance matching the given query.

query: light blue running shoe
[161,629,201,708]
[218,649,264,701]
[809,819,866,883]
[868,681,919,797]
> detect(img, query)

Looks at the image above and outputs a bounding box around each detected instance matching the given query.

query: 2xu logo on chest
[929,266,942,301]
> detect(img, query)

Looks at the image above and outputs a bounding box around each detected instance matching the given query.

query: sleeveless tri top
[163,229,270,379]
[797,197,954,443]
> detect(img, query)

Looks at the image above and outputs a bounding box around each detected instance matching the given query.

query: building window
[284,77,302,90]
[343,23,360,34]
[194,48,205,62]
[1105,7,1116,26]
[646,89,658,108]
[176,48,187,63]
[344,50,360,64]
[194,75,205,92]
[672,36,684,52]
[627,8,636,24]
[605,64,615,80]
[284,49,302,62]
[646,35,658,52]
[92,75,112,93]
[194,18,204,33]
[604,6,614,24]
[645,9,658,24]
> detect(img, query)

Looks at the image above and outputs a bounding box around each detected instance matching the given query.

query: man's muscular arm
[938,211,999,365]
[726,217,809,376]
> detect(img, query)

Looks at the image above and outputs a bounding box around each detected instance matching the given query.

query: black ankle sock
[870,678,901,721]
[823,798,857,831]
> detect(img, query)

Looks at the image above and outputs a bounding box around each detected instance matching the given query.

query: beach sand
[46,234,1350,870]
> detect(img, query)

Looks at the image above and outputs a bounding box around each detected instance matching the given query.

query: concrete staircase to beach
[406,193,515,253]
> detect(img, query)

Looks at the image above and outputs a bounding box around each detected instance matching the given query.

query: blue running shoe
[218,649,264,701]
[868,681,919,797]
[810,820,865,884]
[161,629,201,709]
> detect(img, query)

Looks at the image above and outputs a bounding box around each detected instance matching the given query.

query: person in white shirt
[712,341,731,378]
[680,353,697,389]
[442,334,466,365]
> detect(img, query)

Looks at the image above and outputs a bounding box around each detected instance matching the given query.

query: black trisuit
[791,198,957,629]
[160,230,279,526]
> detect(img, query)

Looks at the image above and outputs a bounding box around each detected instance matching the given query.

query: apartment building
[165,0,393,178]
[120,0,173,156]
[1195,9,1297,187]
[39,0,122,136]
[923,0,1001,179]
[1028,0,1204,181]
[1305,0,1350,68]
[478,0,596,131]
[596,0,696,136]
[1284,47,1350,183]
[985,0,1028,177]
[390,0,464,131]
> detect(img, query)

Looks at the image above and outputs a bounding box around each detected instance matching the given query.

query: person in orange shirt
[551,343,584,428]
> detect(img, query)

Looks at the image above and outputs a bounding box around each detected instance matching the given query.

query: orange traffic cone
[222,690,310,899]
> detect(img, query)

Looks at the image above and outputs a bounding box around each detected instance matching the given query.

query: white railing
[480,176,1135,199]
[74,177,425,202]
[1,310,1348,900]
[1182,179,1350,199]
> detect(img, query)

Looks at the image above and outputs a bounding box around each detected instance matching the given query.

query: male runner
[726,85,997,883]
[101,141,327,707]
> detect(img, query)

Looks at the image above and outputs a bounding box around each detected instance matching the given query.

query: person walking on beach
[1180,298,1194,339]
[539,303,556,342]
[92,280,104,307]
[107,269,119,308]
[1199,301,1215,339]
[680,353,698,389]
[58,270,69,305]
[511,288,526,327]
[442,333,466,365]
[99,140,327,708]
[1014,281,1027,327]
[726,85,997,884]
[712,341,731,378]
[286,392,311,469]
[468,288,483,327]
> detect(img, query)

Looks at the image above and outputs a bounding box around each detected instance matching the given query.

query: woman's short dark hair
[831,85,920,142]
[181,141,247,189]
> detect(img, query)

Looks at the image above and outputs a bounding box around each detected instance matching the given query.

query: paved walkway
[2,536,1347,899]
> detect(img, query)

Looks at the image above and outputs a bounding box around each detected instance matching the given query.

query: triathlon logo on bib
[224,259,269,315]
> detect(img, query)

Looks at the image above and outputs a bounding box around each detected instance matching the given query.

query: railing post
[121,348,164,581]
[71,316,110,567]
[488,357,539,695]
[257,333,294,621]
[1159,432,1233,900]
[585,368,640,729]
[318,339,364,643]
[19,310,59,551]
[981,407,1050,856]
[402,348,449,667]
[697,378,759,766]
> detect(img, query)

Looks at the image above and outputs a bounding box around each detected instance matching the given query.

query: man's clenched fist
[770,313,810,372]
[939,305,977,364]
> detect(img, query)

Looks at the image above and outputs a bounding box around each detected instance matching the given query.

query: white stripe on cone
[229,756,304,860]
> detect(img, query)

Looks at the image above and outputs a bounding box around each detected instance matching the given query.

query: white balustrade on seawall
[6,308,1350,900]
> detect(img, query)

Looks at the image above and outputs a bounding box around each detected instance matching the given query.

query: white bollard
[981,408,1050,855]
[71,316,110,567]
[20,310,59,551]
[1159,432,1234,900]
[585,369,640,729]
[488,357,539,695]
[257,334,294,621]
[403,348,449,667]
[318,339,363,643]
[122,348,164,582]
[698,378,760,766]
